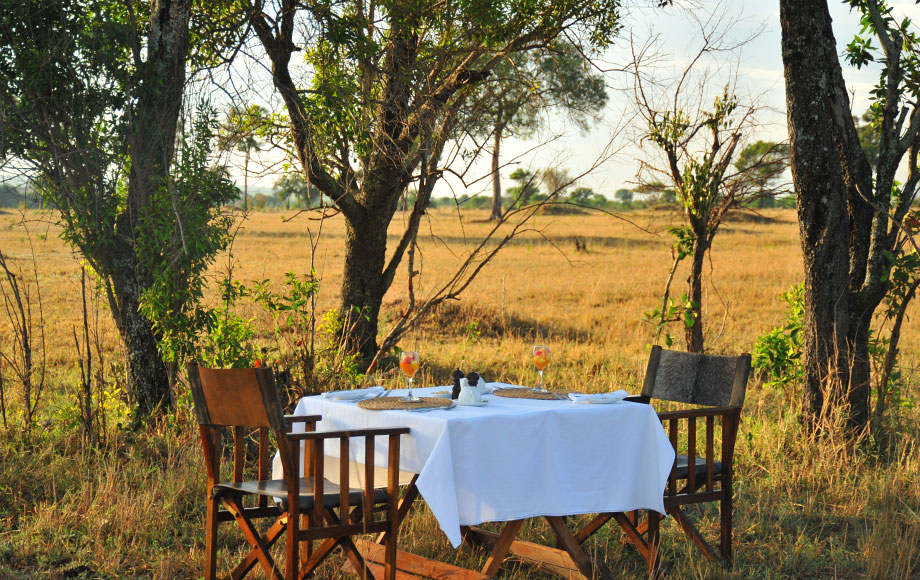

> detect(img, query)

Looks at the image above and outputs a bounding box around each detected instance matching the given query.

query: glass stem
[408,377,414,397]
[538,370,543,391]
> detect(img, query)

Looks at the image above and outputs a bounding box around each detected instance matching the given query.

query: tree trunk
[117,0,192,416]
[490,125,504,220]
[781,0,863,427]
[103,240,171,416]
[846,313,873,428]
[340,208,393,363]
[243,148,250,210]
[685,232,707,353]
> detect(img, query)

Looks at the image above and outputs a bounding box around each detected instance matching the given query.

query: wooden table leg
[546,516,612,580]
[481,519,525,577]
[465,517,612,580]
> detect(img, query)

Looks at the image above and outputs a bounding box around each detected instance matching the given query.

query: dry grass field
[0,206,918,579]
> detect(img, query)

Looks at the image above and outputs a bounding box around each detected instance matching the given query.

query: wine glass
[399,351,422,402]
[532,345,550,393]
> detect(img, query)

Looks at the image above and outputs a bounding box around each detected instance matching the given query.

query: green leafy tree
[634,16,783,353]
[780,0,920,431]
[506,168,541,206]
[639,87,752,352]
[0,0,244,416]
[541,167,575,199]
[138,110,240,372]
[248,0,622,364]
[568,187,595,204]
[273,173,321,209]
[734,141,790,192]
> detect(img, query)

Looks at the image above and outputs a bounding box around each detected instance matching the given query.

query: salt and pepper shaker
[451,369,465,400]
[466,371,479,389]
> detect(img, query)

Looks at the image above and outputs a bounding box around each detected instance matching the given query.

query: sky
[228,0,920,200]
[435,0,920,200]
[106,1,920,201]
[4,2,919,201]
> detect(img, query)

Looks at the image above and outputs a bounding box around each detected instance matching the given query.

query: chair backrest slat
[312,439,324,522]
[706,415,715,491]
[339,437,350,519]
[642,346,751,408]
[687,418,697,491]
[364,438,375,524]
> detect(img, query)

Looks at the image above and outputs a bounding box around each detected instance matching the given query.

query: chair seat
[674,454,723,481]
[215,477,388,511]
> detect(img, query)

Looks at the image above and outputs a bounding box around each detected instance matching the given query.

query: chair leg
[286,510,299,580]
[232,515,288,579]
[300,513,312,572]
[384,511,398,580]
[205,496,218,580]
[668,506,718,563]
[721,492,733,565]
[647,510,661,577]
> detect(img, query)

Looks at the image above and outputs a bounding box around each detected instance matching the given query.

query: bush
[752,283,804,390]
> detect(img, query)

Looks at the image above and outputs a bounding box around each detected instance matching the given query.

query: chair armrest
[285,414,322,426]
[657,406,740,421]
[287,427,411,441]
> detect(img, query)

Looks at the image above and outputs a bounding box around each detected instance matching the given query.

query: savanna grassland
[0,206,918,579]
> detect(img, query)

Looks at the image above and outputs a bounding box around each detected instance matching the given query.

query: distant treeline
[0,183,40,208]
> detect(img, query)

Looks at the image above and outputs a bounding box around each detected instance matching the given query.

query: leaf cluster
[752,283,804,391]
[137,108,240,365]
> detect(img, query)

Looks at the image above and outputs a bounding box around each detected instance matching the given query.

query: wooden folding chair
[188,363,409,580]
[577,346,751,572]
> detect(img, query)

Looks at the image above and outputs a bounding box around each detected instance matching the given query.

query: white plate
[324,386,384,400]
[584,397,622,404]
[456,400,488,407]
[570,392,628,404]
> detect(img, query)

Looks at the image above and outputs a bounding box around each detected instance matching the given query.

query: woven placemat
[357,396,454,411]
[493,388,567,400]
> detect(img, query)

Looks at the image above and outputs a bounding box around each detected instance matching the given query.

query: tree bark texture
[685,228,707,353]
[780,0,893,428]
[340,207,396,362]
[490,124,504,221]
[105,242,171,415]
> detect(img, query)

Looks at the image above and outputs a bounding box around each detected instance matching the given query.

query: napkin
[568,390,629,404]
[321,386,385,400]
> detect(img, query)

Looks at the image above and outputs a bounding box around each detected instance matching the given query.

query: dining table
[280,383,676,579]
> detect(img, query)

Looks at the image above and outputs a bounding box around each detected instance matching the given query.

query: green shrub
[752,282,804,390]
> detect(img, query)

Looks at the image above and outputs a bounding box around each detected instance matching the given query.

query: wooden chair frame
[188,363,408,580]
[577,346,750,573]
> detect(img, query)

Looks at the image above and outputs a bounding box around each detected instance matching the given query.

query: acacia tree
[634,26,788,353]
[0,1,242,416]
[247,0,621,364]
[780,0,920,430]
[466,41,608,220]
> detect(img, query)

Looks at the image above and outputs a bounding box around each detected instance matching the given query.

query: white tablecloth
[282,385,675,547]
